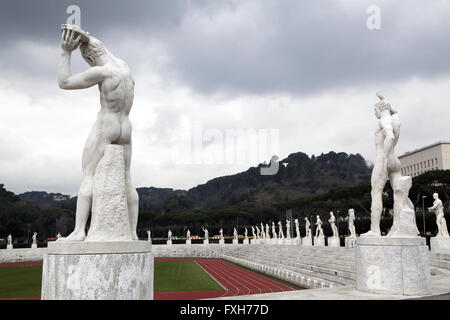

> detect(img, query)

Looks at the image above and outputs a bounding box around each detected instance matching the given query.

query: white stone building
[399,141,450,177]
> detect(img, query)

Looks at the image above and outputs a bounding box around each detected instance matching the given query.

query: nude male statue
[428,193,449,237]
[305,217,311,237]
[57,25,138,241]
[348,208,356,238]
[315,215,324,238]
[363,93,410,237]
[328,212,338,238]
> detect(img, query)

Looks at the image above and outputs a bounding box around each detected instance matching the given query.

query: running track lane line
[195,259,244,297]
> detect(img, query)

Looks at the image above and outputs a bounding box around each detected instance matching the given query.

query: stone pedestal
[356,237,431,296]
[314,236,325,246]
[277,239,284,245]
[327,237,340,247]
[219,239,225,245]
[42,241,153,300]
[430,237,450,252]
[203,239,209,245]
[166,240,172,246]
[232,239,238,245]
[243,239,249,245]
[294,238,301,245]
[250,239,256,245]
[31,243,37,249]
[302,237,312,246]
[186,239,191,245]
[345,237,357,248]
[6,245,13,250]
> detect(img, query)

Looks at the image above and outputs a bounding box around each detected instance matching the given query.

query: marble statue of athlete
[57,24,138,241]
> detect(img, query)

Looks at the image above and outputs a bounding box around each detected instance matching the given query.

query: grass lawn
[154,260,223,292]
[0,260,223,298]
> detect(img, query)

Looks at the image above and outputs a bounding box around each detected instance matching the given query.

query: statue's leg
[124,143,139,240]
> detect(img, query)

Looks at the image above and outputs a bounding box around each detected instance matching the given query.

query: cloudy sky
[1,0,450,195]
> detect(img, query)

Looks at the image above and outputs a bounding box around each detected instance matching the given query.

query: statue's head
[80,36,106,66]
[433,193,439,199]
[348,208,354,214]
[330,211,334,216]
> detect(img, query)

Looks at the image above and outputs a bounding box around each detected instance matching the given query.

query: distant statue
[202,227,209,240]
[7,234,12,245]
[328,212,338,238]
[32,232,37,244]
[428,193,449,237]
[348,209,356,238]
[244,227,248,239]
[146,230,151,242]
[272,222,278,239]
[305,217,311,237]
[260,223,265,239]
[56,233,62,240]
[168,229,172,240]
[233,228,238,240]
[286,219,291,239]
[186,229,191,240]
[219,228,224,240]
[251,226,256,239]
[294,219,300,238]
[256,226,261,239]
[278,221,285,239]
[315,215,324,237]
[265,223,270,239]
[363,93,417,237]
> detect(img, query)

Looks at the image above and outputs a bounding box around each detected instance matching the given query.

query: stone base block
[6,245,13,250]
[203,239,209,245]
[232,239,238,245]
[250,239,256,245]
[294,238,301,245]
[356,237,431,296]
[277,239,285,245]
[327,237,340,247]
[186,240,191,245]
[243,239,249,245]
[31,244,37,249]
[302,237,312,246]
[430,237,450,252]
[219,239,225,245]
[314,236,325,246]
[41,241,153,300]
[166,240,172,246]
[345,237,357,248]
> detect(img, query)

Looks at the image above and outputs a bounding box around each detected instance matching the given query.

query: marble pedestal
[219,239,225,245]
[243,239,249,244]
[42,241,153,300]
[277,239,284,245]
[203,239,209,245]
[31,244,37,249]
[302,237,312,246]
[166,240,172,246]
[294,238,301,245]
[6,245,13,250]
[327,237,340,247]
[250,239,256,245]
[314,236,325,246]
[232,239,238,245]
[268,239,276,245]
[355,237,431,296]
[186,240,191,245]
[430,237,450,252]
[345,237,357,248]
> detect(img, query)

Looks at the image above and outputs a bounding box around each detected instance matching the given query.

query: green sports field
[0,260,222,299]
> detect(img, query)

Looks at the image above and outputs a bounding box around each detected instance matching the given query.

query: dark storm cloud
[1,0,450,96]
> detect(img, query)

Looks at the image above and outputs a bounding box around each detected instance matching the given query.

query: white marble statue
[305,217,311,237]
[244,227,248,239]
[233,228,238,240]
[260,223,265,239]
[186,229,191,240]
[57,24,139,242]
[329,212,338,238]
[146,230,151,242]
[7,234,12,246]
[202,227,209,240]
[348,209,356,238]
[294,218,300,238]
[363,93,418,237]
[219,228,224,240]
[428,193,449,237]
[315,215,324,237]
[168,229,172,240]
[286,219,291,239]
[56,233,62,240]
[265,223,271,239]
[32,232,37,244]
[251,226,256,239]
[256,226,261,239]
[272,221,278,239]
[278,221,285,239]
